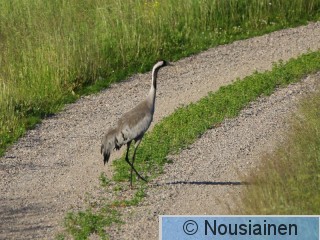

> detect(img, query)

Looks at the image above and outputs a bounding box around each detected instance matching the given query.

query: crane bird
[101,60,171,187]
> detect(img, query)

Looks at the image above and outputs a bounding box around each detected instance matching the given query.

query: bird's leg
[124,141,147,188]
[125,142,131,162]
[132,138,147,183]
[125,142,134,188]
[129,140,140,188]
[126,160,147,186]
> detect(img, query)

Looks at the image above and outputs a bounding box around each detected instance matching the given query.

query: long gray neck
[147,63,162,111]
[151,66,159,90]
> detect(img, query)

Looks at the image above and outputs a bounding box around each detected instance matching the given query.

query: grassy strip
[63,51,320,239]
[237,91,320,214]
[64,207,122,240]
[62,184,145,240]
[1,0,320,156]
[112,51,320,183]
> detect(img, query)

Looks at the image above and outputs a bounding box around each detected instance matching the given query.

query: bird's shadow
[152,180,249,187]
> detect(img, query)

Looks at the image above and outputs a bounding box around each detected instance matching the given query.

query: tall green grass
[1,0,320,155]
[238,91,320,214]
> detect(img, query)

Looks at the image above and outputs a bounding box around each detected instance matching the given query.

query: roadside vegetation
[112,51,320,183]
[63,51,320,239]
[238,91,320,215]
[1,0,320,156]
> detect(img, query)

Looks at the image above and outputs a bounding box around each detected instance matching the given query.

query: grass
[112,51,320,183]
[99,172,111,187]
[63,51,320,238]
[237,91,320,215]
[1,0,320,156]
[63,186,144,239]
[64,207,121,240]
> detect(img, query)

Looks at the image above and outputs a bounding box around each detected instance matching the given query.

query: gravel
[107,73,319,240]
[0,22,320,239]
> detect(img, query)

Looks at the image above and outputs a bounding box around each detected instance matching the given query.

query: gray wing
[117,100,153,142]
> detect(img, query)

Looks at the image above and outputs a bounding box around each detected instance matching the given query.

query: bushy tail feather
[101,143,111,165]
[101,127,122,165]
[101,135,114,165]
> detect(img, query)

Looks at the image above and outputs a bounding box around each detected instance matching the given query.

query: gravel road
[0,22,320,239]
[107,73,319,240]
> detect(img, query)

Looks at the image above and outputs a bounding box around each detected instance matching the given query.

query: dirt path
[107,73,319,240]
[0,22,320,239]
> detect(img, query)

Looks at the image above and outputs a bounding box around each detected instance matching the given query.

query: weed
[238,91,320,214]
[99,172,111,187]
[112,186,147,207]
[112,51,320,184]
[55,234,66,240]
[64,51,320,238]
[1,0,320,155]
[64,207,121,240]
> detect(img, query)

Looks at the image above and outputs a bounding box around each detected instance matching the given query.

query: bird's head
[151,60,173,89]
[154,60,173,70]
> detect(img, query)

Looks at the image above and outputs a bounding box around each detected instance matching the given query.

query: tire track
[0,22,320,239]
